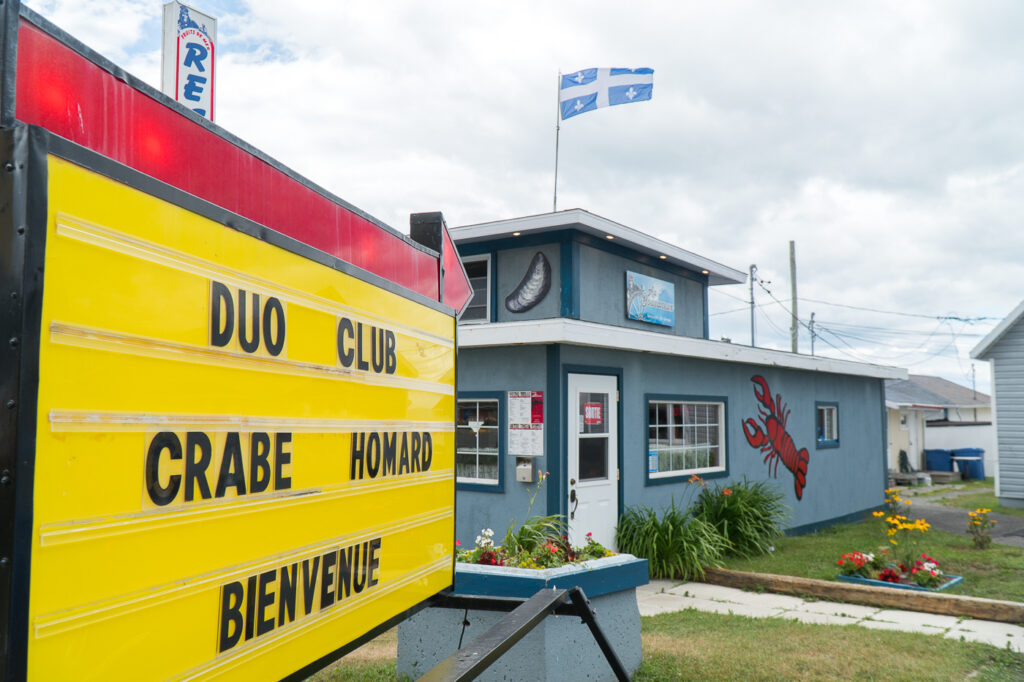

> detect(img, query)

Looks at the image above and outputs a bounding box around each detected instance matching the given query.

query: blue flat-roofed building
[453,209,907,548]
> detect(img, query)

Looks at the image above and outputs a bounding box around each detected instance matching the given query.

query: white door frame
[566,372,619,549]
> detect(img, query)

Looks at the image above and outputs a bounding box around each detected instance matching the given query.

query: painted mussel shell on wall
[505,252,551,313]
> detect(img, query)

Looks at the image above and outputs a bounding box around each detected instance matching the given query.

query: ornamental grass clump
[615,501,728,581]
[967,508,996,549]
[690,477,788,558]
[616,475,786,579]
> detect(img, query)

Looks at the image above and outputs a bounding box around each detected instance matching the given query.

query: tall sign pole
[553,72,561,212]
[161,2,217,121]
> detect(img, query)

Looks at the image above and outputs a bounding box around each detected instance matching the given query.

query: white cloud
[24,0,1024,392]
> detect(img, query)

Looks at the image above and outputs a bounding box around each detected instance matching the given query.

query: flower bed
[833,491,963,592]
[837,571,964,592]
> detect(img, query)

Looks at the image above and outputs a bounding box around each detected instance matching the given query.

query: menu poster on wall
[508,391,544,456]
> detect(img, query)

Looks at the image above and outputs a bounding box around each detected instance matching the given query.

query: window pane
[579,437,608,481]
[478,401,499,426]
[455,428,476,452]
[579,393,608,435]
[456,451,478,479]
[478,427,498,452]
[817,406,838,442]
[478,454,499,481]
[464,260,487,278]
[647,400,726,477]
[456,397,500,484]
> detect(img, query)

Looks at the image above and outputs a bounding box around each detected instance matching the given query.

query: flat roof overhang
[452,209,747,286]
[459,319,907,380]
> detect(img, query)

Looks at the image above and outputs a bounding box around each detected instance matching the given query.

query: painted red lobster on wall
[742,375,810,499]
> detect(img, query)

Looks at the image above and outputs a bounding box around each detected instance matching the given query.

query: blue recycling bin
[952,448,985,480]
[924,448,953,472]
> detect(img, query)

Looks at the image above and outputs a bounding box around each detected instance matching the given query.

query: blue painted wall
[458,230,709,335]
[456,343,887,544]
[495,244,562,323]
[456,346,551,544]
[577,244,706,338]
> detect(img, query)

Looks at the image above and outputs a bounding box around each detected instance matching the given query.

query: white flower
[475,527,495,548]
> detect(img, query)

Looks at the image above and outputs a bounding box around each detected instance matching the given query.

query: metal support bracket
[420,586,629,682]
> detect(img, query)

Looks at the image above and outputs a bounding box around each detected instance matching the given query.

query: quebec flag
[559,68,654,120]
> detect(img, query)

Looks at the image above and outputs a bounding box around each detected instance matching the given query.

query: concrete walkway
[636,579,1024,653]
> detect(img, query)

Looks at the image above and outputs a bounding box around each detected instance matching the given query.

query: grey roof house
[971,301,1024,508]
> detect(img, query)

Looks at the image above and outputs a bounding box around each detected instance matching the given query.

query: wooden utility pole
[809,312,816,356]
[749,264,757,347]
[790,241,798,353]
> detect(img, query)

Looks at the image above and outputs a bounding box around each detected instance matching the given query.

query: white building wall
[924,423,997,478]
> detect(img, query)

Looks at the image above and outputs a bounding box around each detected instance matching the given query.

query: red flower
[837,559,844,565]
[723,488,733,496]
[456,540,461,547]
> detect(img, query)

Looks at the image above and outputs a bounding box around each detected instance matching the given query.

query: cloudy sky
[27,0,1024,393]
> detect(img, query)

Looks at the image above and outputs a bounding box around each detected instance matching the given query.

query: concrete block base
[397,588,641,681]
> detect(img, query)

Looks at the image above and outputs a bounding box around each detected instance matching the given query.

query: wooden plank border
[702,567,1024,624]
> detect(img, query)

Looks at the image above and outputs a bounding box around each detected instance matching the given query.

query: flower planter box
[836,572,964,592]
[397,554,649,681]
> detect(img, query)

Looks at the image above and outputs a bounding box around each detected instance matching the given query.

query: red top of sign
[13,14,473,313]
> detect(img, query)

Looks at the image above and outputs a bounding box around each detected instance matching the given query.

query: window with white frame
[647,399,725,477]
[456,399,499,483]
[816,403,839,447]
[460,255,490,323]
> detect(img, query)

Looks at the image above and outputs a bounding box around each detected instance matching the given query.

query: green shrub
[501,513,565,557]
[615,500,728,580]
[691,479,788,558]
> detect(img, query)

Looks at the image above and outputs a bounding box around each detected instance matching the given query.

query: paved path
[635,580,1024,653]
[899,485,1024,548]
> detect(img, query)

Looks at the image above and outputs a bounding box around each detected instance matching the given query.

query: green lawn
[311,611,1024,681]
[937,491,1024,518]
[718,517,1024,603]
[906,478,995,498]
[637,610,1023,681]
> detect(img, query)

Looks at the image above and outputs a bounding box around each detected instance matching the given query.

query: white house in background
[971,300,1024,509]
[884,375,993,475]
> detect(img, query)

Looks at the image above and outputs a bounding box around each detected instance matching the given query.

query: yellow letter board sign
[2,130,456,679]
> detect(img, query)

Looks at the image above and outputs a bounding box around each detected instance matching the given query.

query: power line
[799,297,999,323]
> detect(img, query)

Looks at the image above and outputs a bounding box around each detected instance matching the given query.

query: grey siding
[495,244,562,323]
[577,244,706,338]
[984,321,1024,501]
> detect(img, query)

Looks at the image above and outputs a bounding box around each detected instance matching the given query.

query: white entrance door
[567,373,618,549]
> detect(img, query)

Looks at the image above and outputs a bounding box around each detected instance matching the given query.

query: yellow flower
[873,511,885,517]
[904,499,912,505]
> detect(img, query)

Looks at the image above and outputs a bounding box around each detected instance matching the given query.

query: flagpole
[553,71,561,212]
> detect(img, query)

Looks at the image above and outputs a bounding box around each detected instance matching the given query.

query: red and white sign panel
[162,1,216,121]
[584,403,603,425]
